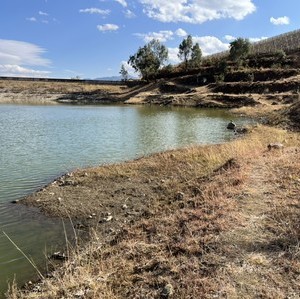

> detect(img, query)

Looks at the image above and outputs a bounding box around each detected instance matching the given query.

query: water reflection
[0,104,251,296]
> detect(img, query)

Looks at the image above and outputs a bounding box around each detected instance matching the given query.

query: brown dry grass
[0,80,128,105]
[0,80,125,94]
[7,126,300,298]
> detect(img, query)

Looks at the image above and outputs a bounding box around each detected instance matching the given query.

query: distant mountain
[93,75,138,81]
[94,75,122,81]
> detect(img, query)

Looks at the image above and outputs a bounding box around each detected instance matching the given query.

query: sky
[0,0,299,79]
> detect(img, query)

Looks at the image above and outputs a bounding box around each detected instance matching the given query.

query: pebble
[161,283,174,297]
[175,192,184,201]
[105,215,113,222]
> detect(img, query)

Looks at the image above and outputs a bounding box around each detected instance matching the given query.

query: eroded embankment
[0,80,128,105]
[8,126,300,298]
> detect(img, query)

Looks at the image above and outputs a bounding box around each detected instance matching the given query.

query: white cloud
[167,36,229,64]
[0,64,50,77]
[97,24,119,32]
[135,29,190,42]
[175,28,187,37]
[270,16,290,25]
[249,36,268,42]
[224,35,236,42]
[39,11,48,16]
[167,47,181,64]
[224,35,268,43]
[124,9,136,18]
[139,0,256,23]
[79,8,110,15]
[0,38,51,77]
[26,17,37,22]
[134,30,174,42]
[192,36,229,56]
[115,0,127,7]
[0,39,50,66]
[120,61,136,77]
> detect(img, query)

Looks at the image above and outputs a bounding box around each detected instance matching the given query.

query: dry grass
[7,126,300,298]
[0,80,125,94]
[0,80,128,105]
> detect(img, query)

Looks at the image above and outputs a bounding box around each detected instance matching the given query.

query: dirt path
[217,149,300,298]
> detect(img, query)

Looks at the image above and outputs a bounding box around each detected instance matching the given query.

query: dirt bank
[1,69,299,119]
[2,62,300,297]
[8,126,300,298]
[0,79,128,105]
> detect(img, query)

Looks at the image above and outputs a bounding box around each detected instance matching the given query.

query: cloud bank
[97,24,119,32]
[270,16,290,25]
[79,8,110,15]
[139,0,256,23]
[0,39,51,77]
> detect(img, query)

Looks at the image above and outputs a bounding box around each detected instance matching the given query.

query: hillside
[2,47,299,129]
[125,48,300,129]
[2,41,300,299]
[9,126,300,299]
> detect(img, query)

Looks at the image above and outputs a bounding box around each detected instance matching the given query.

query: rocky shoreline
[8,124,300,298]
[2,72,300,297]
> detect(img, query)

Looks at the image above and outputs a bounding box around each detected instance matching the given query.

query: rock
[234,127,248,134]
[74,290,85,298]
[11,199,20,204]
[99,215,113,223]
[175,192,184,201]
[51,251,67,260]
[268,143,284,150]
[227,121,236,130]
[75,223,86,229]
[161,283,174,297]
[32,285,42,293]
[105,215,113,222]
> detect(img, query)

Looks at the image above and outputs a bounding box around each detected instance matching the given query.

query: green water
[0,104,252,296]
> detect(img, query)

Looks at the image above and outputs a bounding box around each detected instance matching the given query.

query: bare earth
[9,126,300,298]
[1,75,300,298]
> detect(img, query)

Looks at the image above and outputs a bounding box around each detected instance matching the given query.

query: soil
[2,51,300,297]
[10,126,300,298]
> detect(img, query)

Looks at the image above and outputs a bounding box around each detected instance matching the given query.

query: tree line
[120,36,251,81]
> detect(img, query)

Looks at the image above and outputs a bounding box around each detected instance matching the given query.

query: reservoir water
[0,104,251,296]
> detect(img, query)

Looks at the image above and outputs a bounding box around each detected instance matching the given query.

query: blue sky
[0,0,299,79]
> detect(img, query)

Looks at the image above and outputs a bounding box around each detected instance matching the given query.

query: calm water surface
[0,104,252,296]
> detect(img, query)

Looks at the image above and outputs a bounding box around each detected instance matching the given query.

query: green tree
[190,43,202,68]
[229,38,251,63]
[128,39,168,81]
[178,35,193,70]
[119,64,129,81]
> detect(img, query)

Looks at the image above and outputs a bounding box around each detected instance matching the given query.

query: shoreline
[2,77,298,116]
[9,125,300,298]
[2,76,300,297]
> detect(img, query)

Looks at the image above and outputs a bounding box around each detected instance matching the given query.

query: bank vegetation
[3,33,300,299]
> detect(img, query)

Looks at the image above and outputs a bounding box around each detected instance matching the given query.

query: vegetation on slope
[2,32,300,298]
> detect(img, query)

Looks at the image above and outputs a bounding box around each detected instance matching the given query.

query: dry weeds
[0,80,128,105]
[6,126,300,298]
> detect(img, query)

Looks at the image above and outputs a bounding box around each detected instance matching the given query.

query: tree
[119,64,129,81]
[128,39,168,81]
[229,38,251,63]
[178,35,193,70]
[190,43,202,68]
